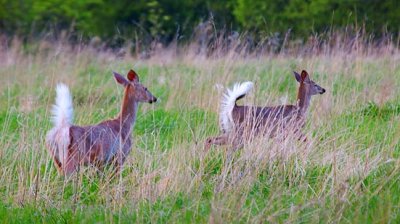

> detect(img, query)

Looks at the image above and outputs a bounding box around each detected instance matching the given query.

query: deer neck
[296,83,311,116]
[118,88,139,136]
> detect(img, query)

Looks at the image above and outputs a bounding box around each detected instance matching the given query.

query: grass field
[0,38,399,223]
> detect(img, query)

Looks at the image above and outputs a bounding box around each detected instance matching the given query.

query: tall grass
[0,33,399,223]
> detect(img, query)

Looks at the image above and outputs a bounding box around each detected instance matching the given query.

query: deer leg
[293,128,307,142]
[297,133,307,142]
[231,128,246,151]
[47,147,63,173]
[115,156,126,175]
[111,148,129,176]
[231,138,244,152]
[62,146,80,176]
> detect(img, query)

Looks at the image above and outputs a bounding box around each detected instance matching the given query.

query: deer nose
[321,88,326,94]
[149,97,157,104]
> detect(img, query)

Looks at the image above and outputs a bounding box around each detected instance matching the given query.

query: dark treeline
[1,0,399,46]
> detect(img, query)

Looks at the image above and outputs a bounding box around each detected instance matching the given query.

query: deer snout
[204,138,213,151]
[148,97,157,104]
[320,88,326,94]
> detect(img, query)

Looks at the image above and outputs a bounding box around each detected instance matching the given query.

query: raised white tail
[205,70,326,151]
[46,83,74,172]
[219,81,253,133]
[51,83,74,127]
[46,70,157,175]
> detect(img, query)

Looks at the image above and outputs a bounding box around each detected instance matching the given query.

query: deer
[45,69,157,175]
[205,70,325,151]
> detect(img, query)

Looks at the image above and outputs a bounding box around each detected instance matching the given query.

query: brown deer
[205,70,325,150]
[46,69,157,175]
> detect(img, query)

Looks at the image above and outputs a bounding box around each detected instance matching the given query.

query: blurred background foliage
[0,0,399,43]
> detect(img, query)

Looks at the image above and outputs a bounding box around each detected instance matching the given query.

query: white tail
[205,70,326,151]
[46,83,74,171]
[46,70,157,175]
[51,83,74,127]
[219,81,253,133]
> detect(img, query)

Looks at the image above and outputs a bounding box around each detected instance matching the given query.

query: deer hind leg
[46,140,74,175]
[45,130,70,174]
[61,143,81,176]
[64,130,93,176]
[46,145,63,173]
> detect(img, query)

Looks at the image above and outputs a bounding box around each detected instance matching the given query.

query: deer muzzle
[149,97,157,104]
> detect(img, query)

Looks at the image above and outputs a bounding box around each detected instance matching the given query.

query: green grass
[0,42,399,223]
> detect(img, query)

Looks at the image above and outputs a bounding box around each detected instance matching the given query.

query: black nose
[149,97,157,104]
[321,88,326,94]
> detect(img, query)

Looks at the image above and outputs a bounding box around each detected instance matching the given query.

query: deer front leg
[114,154,127,175]
[293,127,307,142]
[111,146,130,176]
[231,138,244,152]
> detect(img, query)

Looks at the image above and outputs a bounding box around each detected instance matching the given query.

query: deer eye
[145,87,148,91]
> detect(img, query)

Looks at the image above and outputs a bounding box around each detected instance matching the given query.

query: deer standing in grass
[205,70,325,150]
[46,70,157,175]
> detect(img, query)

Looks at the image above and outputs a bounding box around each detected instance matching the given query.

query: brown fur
[46,70,157,175]
[205,70,325,150]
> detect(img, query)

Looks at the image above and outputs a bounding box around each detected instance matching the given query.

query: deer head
[294,70,326,95]
[113,69,157,103]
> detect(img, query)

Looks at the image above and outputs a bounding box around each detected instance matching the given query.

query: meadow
[0,36,399,223]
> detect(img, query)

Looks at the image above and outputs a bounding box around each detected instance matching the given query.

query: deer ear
[127,69,139,82]
[113,72,129,86]
[301,70,309,82]
[293,71,301,83]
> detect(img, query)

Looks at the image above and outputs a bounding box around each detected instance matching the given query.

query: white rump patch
[46,83,74,167]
